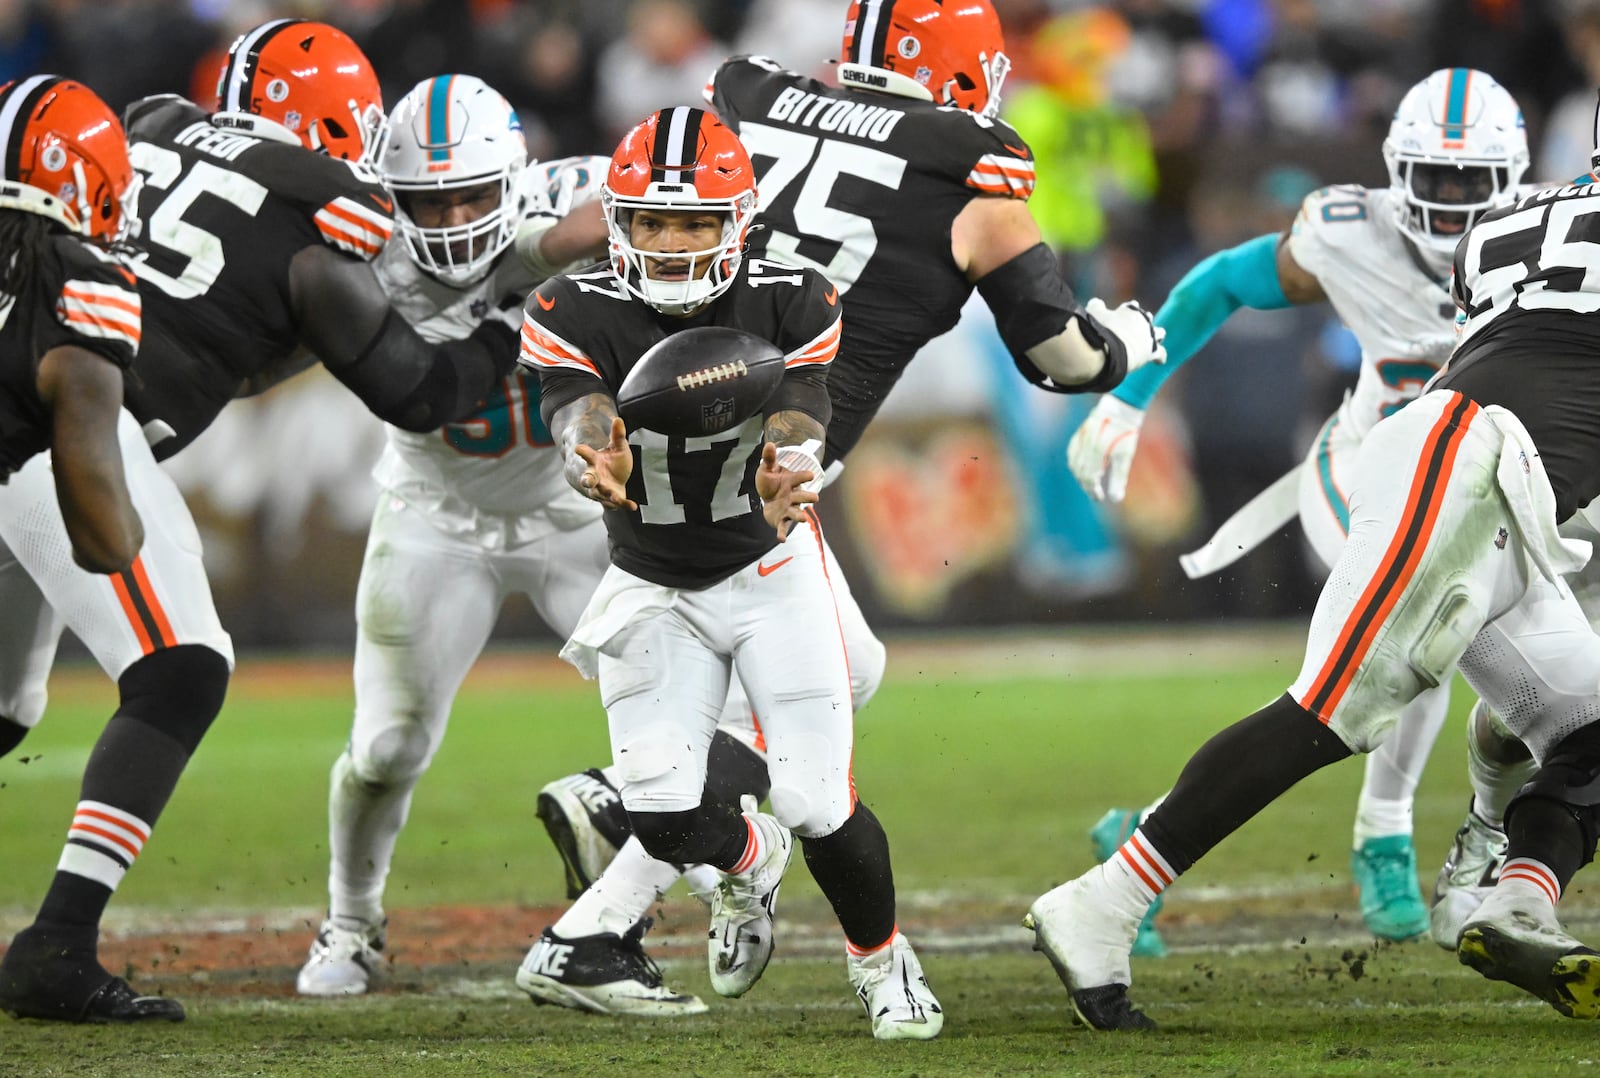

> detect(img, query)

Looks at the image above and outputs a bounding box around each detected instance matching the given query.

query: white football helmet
[379,74,526,286]
[1382,68,1527,259]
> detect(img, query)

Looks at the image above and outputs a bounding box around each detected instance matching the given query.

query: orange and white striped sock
[731,817,767,875]
[56,800,152,891]
[1108,827,1178,906]
[1499,858,1561,907]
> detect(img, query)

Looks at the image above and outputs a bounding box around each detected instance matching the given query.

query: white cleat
[296,916,386,997]
[1023,866,1155,1031]
[1458,885,1600,1019]
[1430,802,1507,949]
[515,922,707,1017]
[708,803,792,998]
[848,933,943,1040]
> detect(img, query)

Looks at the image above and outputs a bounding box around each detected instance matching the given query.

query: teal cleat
[1351,834,1429,941]
[1089,809,1167,958]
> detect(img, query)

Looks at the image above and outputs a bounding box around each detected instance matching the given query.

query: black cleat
[0,923,184,1024]
[1068,983,1156,1031]
[1459,923,1600,1019]
[537,769,631,899]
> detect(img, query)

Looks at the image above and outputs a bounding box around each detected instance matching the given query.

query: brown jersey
[708,55,1034,459]
[121,95,394,457]
[524,258,839,588]
[0,232,140,479]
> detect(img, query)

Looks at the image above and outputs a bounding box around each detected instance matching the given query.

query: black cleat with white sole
[0,923,184,1023]
[516,920,707,1017]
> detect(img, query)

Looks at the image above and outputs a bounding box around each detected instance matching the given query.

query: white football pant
[0,409,233,728]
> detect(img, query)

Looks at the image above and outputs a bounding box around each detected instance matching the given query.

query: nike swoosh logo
[824,286,838,306]
[757,556,793,577]
[536,293,556,311]
[1002,142,1028,157]
[370,193,394,213]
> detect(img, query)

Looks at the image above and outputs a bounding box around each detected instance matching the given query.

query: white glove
[1085,297,1167,374]
[1067,395,1146,503]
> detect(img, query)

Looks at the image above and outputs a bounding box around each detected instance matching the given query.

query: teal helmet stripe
[1442,68,1470,144]
[426,74,455,162]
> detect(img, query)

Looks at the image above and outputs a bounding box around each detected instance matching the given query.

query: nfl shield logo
[702,397,736,433]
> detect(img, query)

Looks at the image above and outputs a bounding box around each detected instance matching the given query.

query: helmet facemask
[379,75,526,287]
[1387,157,1513,252]
[1381,69,1528,262]
[602,185,753,316]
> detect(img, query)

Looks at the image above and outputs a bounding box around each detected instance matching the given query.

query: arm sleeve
[764,364,830,429]
[537,367,609,432]
[1112,232,1291,408]
[290,245,516,430]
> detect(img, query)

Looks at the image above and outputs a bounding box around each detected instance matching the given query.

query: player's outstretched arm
[955,197,1165,394]
[1067,231,1316,503]
[37,345,143,573]
[551,396,637,511]
[757,410,826,542]
[288,244,519,431]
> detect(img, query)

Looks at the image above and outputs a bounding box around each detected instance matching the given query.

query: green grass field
[3,627,1598,1076]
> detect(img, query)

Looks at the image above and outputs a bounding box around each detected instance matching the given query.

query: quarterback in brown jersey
[522,107,942,1039]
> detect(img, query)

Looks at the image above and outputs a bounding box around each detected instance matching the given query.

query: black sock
[800,802,896,950]
[36,713,191,929]
[703,730,771,806]
[0,716,26,758]
[1142,693,1353,874]
[1505,798,1588,891]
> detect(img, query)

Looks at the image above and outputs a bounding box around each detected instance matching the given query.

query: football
[616,326,786,438]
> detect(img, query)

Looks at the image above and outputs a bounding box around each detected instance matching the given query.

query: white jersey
[1286,184,1460,440]
[372,159,607,545]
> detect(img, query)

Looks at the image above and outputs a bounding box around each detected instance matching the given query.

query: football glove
[1084,297,1167,375]
[1067,395,1146,503]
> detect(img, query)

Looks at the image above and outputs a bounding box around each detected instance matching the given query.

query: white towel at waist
[1485,405,1591,588]
[559,568,677,680]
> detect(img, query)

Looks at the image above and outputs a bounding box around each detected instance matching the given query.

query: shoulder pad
[949,113,1035,200]
[520,273,607,379]
[123,94,204,142]
[232,145,395,261]
[1291,184,1382,243]
[706,55,793,125]
[50,235,141,365]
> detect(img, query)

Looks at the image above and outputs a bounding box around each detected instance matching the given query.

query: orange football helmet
[839,0,1011,118]
[0,75,138,244]
[213,18,385,165]
[601,106,756,315]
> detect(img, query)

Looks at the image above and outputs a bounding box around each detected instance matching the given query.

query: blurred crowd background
[12,0,1600,646]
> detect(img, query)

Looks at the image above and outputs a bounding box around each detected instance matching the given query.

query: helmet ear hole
[322,118,348,140]
[953,72,976,91]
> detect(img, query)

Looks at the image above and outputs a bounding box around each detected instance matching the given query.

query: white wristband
[775,438,825,494]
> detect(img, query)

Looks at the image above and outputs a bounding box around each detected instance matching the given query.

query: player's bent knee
[351,720,437,786]
[614,721,698,793]
[116,645,230,754]
[848,633,886,711]
[1408,588,1483,689]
